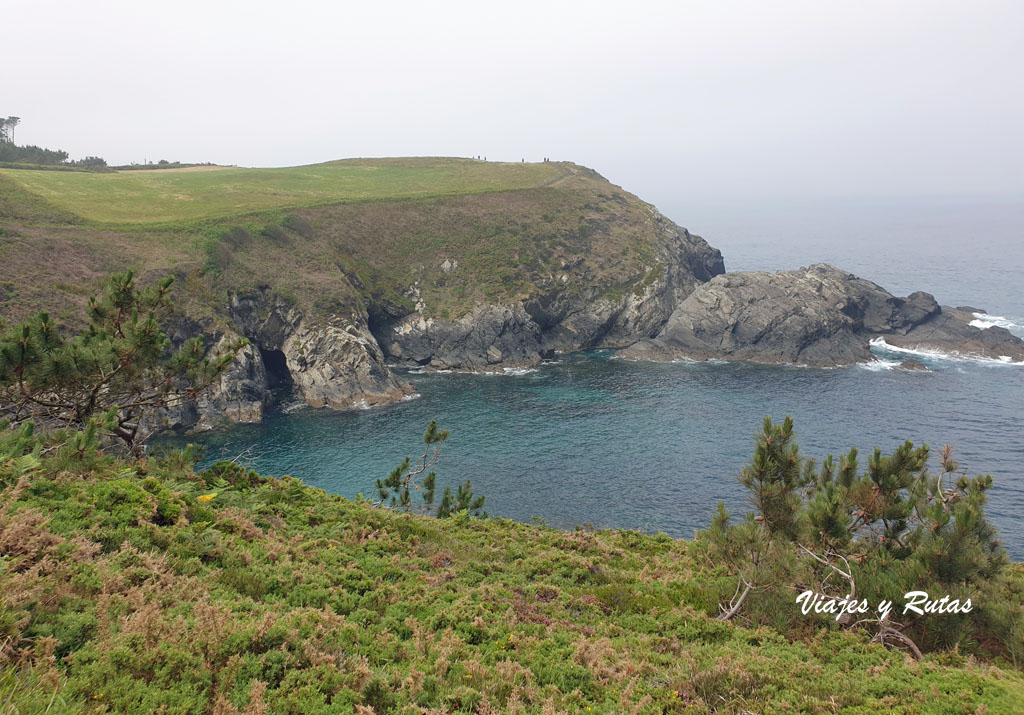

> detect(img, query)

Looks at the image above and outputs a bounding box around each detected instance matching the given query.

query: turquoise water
[164,197,1024,558]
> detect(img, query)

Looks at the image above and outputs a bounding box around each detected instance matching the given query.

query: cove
[162,349,1024,560]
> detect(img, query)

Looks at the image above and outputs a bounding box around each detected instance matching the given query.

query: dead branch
[717,577,752,621]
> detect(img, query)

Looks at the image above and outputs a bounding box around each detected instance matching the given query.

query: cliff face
[182,209,724,428]
[179,291,413,430]
[175,240,1024,431]
[373,211,724,370]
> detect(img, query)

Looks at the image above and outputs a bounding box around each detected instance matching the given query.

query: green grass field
[0,158,568,224]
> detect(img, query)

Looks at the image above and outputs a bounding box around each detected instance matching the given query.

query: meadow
[0,158,567,224]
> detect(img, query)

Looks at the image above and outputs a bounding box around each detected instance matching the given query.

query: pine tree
[0,271,242,451]
[376,421,486,518]
[738,416,807,540]
[702,416,1009,659]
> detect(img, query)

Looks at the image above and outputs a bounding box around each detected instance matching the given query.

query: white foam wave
[857,359,902,372]
[868,338,1024,366]
[970,312,1023,332]
[502,366,538,376]
[476,366,539,376]
[406,365,539,377]
[280,401,308,414]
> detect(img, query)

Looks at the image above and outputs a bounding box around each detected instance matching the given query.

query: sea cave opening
[259,348,293,394]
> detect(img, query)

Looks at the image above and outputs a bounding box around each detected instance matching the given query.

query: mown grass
[0,158,567,224]
[0,447,1022,714]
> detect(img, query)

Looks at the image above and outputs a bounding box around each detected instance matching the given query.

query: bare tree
[0,116,20,144]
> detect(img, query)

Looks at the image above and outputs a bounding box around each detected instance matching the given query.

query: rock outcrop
[282,318,411,408]
[374,212,725,369]
[898,359,930,371]
[183,290,411,429]
[621,264,1024,366]
[199,338,268,427]
[377,304,545,370]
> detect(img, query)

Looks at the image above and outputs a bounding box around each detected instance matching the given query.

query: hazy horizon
[7,1,1023,210]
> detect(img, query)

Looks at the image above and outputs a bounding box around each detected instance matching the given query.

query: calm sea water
[164,197,1024,558]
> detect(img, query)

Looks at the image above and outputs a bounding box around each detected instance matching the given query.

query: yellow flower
[197,493,217,502]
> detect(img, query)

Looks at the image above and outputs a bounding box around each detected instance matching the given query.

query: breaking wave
[868,337,1024,366]
[857,358,903,372]
[970,312,1024,334]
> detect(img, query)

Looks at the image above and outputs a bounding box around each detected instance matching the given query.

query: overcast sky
[6,1,1023,209]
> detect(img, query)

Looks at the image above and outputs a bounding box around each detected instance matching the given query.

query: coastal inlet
[163,345,1024,560]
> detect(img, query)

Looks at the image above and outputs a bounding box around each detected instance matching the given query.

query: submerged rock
[897,359,930,371]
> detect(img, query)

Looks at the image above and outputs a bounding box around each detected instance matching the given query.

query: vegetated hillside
[2,446,1023,714]
[0,158,693,325]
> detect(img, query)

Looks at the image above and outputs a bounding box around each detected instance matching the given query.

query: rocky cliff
[182,209,725,429]
[180,243,1024,431]
[171,291,414,431]
[373,211,724,370]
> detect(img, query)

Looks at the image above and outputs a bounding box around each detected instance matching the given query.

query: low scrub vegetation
[0,417,1022,712]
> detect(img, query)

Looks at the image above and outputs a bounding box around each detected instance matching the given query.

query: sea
[162,196,1024,558]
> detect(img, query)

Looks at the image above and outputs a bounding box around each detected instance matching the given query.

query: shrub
[211,241,233,270]
[282,213,313,239]
[259,225,289,244]
[376,421,486,518]
[221,226,252,249]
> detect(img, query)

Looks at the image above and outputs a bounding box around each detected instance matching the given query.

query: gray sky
[6,1,1024,208]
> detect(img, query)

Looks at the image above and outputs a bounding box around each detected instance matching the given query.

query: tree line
[0,115,106,167]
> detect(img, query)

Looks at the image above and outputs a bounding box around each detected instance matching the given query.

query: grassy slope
[0,159,664,326]
[1,452,1022,714]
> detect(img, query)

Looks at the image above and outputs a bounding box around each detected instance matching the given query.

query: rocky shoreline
[167,219,1023,433]
[620,263,1024,367]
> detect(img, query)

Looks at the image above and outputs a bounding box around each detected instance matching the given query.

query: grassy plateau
[0,159,567,224]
